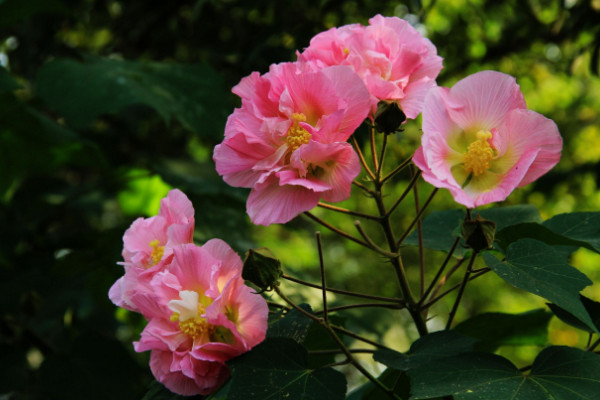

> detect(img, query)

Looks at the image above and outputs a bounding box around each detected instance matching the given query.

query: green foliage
[453,309,553,351]
[408,346,600,400]
[484,239,596,332]
[227,338,347,400]
[548,295,600,334]
[36,57,229,137]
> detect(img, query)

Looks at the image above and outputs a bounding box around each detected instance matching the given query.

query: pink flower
[109,189,195,312]
[133,240,268,396]
[299,14,443,119]
[413,71,562,208]
[213,62,370,225]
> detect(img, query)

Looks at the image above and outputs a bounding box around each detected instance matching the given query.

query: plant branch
[386,170,422,217]
[376,131,388,180]
[370,126,379,173]
[353,180,376,196]
[303,211,371,249]
[281,274,403,303]
[446,251,478,330]
[315,302,405,315]
[352,135,376,181]
[412,167,425,297]
[381,156,413,184]
[354,220,399,258]
[419,237,461,307]
[396,188,438,246]
[422,267,490,310]
[316,232,328,324]
[317,202,380,221]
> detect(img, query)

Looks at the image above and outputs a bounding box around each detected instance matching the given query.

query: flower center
[168,290,215,340]
[286,113,311,151]
[463,130,495,177]
[149,239,164,266]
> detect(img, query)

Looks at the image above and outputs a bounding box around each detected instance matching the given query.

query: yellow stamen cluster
[463,130,495,177]
[286,113,311,151]
[171,306,215,340]
[149,239,164,266]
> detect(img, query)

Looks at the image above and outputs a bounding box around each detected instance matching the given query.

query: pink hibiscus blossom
[298,14,443,119]
[132,240,268,396]
[109,189,195,312]
[213,62,370,225]
[413,71,562,208]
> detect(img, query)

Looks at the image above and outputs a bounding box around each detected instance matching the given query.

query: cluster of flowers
[213,15,562,224]
[109,189,268,395]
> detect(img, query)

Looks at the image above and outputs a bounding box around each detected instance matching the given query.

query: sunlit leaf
[548,295,600,333]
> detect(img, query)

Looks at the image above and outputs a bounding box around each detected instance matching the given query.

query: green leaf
[35,57,229,137]
[453,309,552,351]
[483,239,596,333]
[404,205,541,256]
[227,337,346,400]
[548,295,600,333]
[543,212,600,254]
[374,330,477,372]
[408,346,600,399]
[0,67,20,94]
[403,209,465,254]
[267,304,313,343]
[495,222,581,254]
[141,381,189,400]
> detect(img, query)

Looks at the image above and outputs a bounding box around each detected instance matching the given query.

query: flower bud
[461,215,496,252]
[374,101,406,134]
[242,249,282,293]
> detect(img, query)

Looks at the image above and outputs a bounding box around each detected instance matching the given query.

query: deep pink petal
[246,177,320,225]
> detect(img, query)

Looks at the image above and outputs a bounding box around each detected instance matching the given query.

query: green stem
[396,188,438,246]
[303,211,371,249]
[381,156,413,184]
[316,232,328,324]
[315,302,405,315]
[419,237,461,307]
[352,135,377,181]
[317,202,380,220]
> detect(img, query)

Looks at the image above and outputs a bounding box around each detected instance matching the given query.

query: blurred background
[1,0,600,398]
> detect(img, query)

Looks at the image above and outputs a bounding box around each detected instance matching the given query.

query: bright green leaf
[483,239,596,332]
[227,337,346,400]
[117,169,172,216]
[453,309,552,351]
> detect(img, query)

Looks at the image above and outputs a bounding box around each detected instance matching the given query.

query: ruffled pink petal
[445,71,527,132]
[293,141,361,203]
[135,318,190,353]
[169,244,216,293]
[246,176,321,226]
[149,350,228,396]
[158,189,194,225]
[500,109,562,187]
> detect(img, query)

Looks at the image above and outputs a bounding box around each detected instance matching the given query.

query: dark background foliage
[1,0,600,399]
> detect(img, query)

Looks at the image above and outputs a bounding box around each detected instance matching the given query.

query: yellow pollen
[172,305,215,340]
[286,113,311,151]
[149,239,164,265]
[463,130,495,177]
[343,47,350,55]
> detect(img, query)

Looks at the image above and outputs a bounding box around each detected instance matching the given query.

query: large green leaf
[227,337,346,400]
[404,205,541,256]
[267,304,313,343]
[543,212,600,254]
[374,330,477,372]
[453,309,552,351]
[35,57,230,137]
[484,239,596,332]
[548,295,600,333]
[495,222,581,255]
[408,346,600,399]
